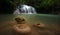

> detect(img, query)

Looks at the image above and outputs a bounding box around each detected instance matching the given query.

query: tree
[0,0,20,14]
[0,0,60,14]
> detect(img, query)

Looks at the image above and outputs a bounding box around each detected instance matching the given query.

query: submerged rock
[12,17,31,34]
[13,24,31,34]
[33,23,46,29]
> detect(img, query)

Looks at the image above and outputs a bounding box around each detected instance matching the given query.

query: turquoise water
[0,14,60,35]
[0,14,60,24]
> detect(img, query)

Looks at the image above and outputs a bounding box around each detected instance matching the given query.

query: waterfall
[13,5,36,14]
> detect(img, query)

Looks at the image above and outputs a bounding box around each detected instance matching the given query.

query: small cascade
[13,5,36,14]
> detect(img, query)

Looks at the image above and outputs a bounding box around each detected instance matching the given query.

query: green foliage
[19,0,60,9]
[0,0,60,14]
[0,0,20,14]
[40,0,54,8]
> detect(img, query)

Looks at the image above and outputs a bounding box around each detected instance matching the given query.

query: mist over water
[13,5,37,14]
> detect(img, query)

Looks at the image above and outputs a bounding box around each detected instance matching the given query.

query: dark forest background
[0,0,60,14]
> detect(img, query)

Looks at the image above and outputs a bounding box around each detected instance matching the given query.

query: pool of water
[0,14,60,35]
[0,14,60,24]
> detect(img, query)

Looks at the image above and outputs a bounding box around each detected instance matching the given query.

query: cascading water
[13,5,36,14]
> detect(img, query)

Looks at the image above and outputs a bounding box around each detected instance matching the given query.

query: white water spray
[13,5,36,14]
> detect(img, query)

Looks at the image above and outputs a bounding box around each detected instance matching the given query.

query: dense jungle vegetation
[0,0,60,14]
